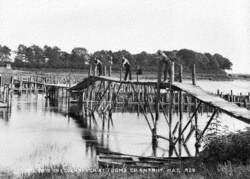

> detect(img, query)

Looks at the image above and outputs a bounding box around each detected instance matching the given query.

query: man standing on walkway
[107,53,113,76]
[95,57,103,76]
[122,56,132,81]
[157,50,172,81]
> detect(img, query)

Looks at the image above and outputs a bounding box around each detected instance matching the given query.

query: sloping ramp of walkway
[173,82,250,124]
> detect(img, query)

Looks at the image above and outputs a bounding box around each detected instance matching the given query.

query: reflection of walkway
[0,107,11,122]
[67,102,168,157]
[68,103,116,156]
[47,97,117,158]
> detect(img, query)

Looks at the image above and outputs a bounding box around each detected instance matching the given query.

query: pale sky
[0,0,249,73]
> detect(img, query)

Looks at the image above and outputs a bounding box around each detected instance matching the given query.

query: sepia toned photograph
[0,0,250,178]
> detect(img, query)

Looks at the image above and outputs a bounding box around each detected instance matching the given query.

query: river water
[0,80,249,173]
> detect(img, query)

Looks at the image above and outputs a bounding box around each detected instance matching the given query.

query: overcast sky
[0,0,249,73]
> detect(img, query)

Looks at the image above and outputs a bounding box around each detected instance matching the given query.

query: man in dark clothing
[122,56,132,81]
[157,50,172,81]
[96,58,102,76]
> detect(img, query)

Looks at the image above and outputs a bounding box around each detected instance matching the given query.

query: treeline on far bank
[1,44,232,74]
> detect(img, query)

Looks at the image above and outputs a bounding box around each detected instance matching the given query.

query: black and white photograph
[0,0,250,178]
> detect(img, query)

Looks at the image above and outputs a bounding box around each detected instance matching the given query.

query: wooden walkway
[70,75,250,124]
[70,76,162,91]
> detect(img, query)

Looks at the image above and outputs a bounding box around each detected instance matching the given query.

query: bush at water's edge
[200,127,250,166]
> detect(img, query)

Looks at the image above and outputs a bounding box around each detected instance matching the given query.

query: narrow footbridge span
[173,82,250,124]
[70,75,250,124]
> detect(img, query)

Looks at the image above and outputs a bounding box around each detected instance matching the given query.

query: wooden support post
[88,64,92,77]
[144,88,155,124]
[169,61,174,157]
[154,59,164,147]
[217,89,220,96]
[197,110,217,144]
[120,65,122,81]
[104,65,107,76]
[192,64,196,86]
[178,65,183,157]
[192,64,199,155]
[108,63,112,76]
[170,61,175,83]
[93,64,97,76]
[163,61,168,81]
[20,77,23,95]
[230,90,233,102]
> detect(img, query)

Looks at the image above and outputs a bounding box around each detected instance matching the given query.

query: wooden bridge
[0,63,249,160]
[68,61,250,159]
[70,75,250,123]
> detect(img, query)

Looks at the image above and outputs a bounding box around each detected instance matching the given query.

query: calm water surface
[0,80,249,173]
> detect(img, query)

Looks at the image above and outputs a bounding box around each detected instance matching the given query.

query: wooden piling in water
[178,64,183,158]
[169,61,174,157]
[154,58,165,147]
[192,64,196,86]
[192,64,199,155]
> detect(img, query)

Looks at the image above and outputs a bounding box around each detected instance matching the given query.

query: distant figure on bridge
[95,58,103,76]
[107,54,113,76]
[122,56,132,81]
[136,65,143,81]
[157,50,172,81]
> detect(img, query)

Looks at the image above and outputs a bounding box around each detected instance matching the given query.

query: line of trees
[0,44,232,74]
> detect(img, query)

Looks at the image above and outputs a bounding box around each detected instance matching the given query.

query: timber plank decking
[70,76,164,91]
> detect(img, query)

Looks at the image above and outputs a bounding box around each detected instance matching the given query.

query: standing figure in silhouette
[122,56,132,81]
[96,57,102,76]
[157,50,172,81]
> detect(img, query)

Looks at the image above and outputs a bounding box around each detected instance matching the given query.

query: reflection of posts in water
[75,99,114,155]
[0,107,11,122]
[0,84,12,108]
[152,127,157,157]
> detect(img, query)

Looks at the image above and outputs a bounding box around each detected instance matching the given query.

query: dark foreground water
[0,80,249,173]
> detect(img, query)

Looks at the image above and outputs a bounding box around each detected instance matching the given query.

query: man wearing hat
[95,57,103,76]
